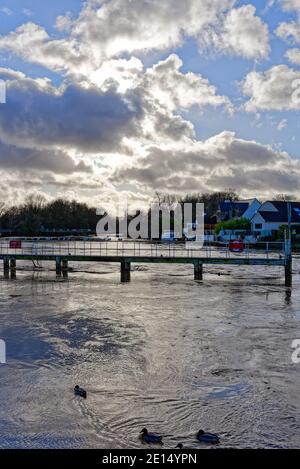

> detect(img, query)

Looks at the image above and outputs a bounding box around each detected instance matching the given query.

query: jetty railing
[0,238,291,285]
[0,239,286,260]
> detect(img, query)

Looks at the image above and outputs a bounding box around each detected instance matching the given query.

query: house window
[255,224,262,230]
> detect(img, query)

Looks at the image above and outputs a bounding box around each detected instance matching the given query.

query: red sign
[9,240,22,249]
[229,239,245,253]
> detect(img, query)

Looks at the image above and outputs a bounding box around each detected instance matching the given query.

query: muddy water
[0,257,300,448]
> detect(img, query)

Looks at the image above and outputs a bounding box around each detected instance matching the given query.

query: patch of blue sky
[0,0,82,35]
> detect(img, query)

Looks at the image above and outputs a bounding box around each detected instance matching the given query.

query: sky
[0,0,300,208]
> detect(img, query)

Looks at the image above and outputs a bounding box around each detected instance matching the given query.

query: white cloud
[0,22,85,74]
[144,54,232,112]
[242,65,300,111]
[281,0,300,11]
[89,53,232,123]
[0,7,12,16]
[56,12,73,32]
[221,5,270,60]
[198,5,270,60]
[262,0,276,13]
[0,0,269,78]
[0,67,26,80]
[285,47,300,64]
[277,118,288,131]
[276,20,300,43]
[72,0,235,60]
[276,0,300,44]
[90,57,144,93]
[22,8,33,17]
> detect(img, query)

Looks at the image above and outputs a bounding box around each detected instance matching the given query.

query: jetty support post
[62,259,68,278]
[121,260,131,282]
[194,261,203,281]
[285,260,292,287]
[285,202,293,287]
[3,258,9,278]
[10,258,16,279]
[56,257,62,277]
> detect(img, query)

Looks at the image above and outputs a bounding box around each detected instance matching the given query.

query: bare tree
[153,192,179,209]
[0,202,6,218]
[24,193,47,212]
[274,194,296,202]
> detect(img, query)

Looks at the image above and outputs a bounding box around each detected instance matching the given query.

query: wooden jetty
[0,239,293,286]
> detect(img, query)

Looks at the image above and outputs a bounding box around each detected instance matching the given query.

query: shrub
[215,217,250,235]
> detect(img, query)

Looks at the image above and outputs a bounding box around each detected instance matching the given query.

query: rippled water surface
[1,256,300,448]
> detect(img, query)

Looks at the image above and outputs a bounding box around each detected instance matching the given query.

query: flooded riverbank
[0,258,300,448]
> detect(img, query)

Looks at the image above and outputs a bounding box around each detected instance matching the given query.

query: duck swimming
[196,430,220,444]
[74,385,87,399]
[140,428,163,445]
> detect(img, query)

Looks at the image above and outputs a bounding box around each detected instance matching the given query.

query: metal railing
[0,239,286,260]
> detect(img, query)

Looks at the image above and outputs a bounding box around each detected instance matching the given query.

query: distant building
[251,201,300,236]
[218,198,261,221]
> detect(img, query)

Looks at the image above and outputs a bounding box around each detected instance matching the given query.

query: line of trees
[0,191,297,237]
[0,191,239,237]
[0,195,99,236]
[153,190,238,215]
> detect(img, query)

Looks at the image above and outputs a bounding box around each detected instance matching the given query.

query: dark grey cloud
[0,140,91,174]
[0,79,143,153]
[209,167,300,193]
[110,132,300,196]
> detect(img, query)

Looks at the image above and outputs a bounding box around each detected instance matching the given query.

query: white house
[251,201,300,236]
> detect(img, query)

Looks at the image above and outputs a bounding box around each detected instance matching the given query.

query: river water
[0,256,300,449]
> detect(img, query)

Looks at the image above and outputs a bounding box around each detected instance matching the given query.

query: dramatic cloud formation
[111,131,300,197]
[0,54,231,166]
[143,54,232,114]
[0,0,299,205]
[72,0,235,62]
[0,76,143,152]
[0,0,232,77]
[0,0,270,77]
[0,45,235,205]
